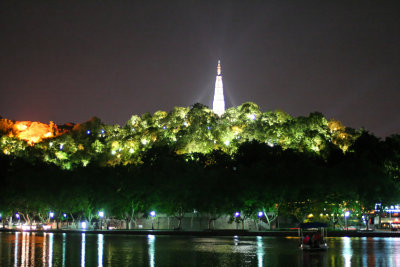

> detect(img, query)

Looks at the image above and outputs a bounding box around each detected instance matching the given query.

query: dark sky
[1,1,399,137]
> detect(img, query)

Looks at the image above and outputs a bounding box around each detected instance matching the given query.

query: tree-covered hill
[1,102,359,169]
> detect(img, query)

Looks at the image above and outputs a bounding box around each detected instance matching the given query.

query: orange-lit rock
[8,121,64,145]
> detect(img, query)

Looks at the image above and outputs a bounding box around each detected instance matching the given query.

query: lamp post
[63,213,67,229]
[15,213,20,228]
[49,211,55,229]
[150,211,156,230]
[345,211,350,231]
[258,211,264,231]
[98,211,104,230]
[235,212,240,229]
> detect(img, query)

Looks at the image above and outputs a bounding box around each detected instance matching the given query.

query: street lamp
[257,211,264,231]
[49,211,55,229]
[234,212,241,229]
[15,213,20,227]
[150,211,156,230]
[345,211,350,231]
[98,211,104,230]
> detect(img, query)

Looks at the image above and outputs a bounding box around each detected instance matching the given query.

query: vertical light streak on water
[42,233,47,266]
[342,237,352,267]
[257,236,264,267]
[394,238,400,267]
[81,233,86,267]
[62,233,66,267]
[25,232,30,267]
[14,232,19,267]
[361,237,367,266]
[148,234,155,267]
[48,233,54,267]
[98,234,104,267]
[30,233,35,267]
[385,237,400,267]
[21,232,26,266]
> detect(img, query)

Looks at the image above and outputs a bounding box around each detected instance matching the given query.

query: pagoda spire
[213,60,225,116]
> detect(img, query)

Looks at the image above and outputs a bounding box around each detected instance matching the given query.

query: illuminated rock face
[213,60,225,116]
[7,120,63,145]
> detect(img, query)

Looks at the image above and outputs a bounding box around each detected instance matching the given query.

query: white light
[49,212,54,218]
[150,211,156,217]
[98,211,104,218]
[81,222,87,229]
[59,144,64,150]
[49,142,53,147]
[63,213,67,218]
[43,225,51,230]
[183,122,188,126]
[258,211,264,218]
[87,130,91,135]
[345,211,350,217]
[129,148,134,153]
[224,140,230,146]
[249,114,256,120]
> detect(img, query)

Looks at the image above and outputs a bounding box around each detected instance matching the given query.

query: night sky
[1,1,399,137]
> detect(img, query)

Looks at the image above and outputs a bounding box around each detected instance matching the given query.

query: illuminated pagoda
[212,60,226,116]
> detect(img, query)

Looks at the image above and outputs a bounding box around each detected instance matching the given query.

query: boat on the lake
[298,222,328,250]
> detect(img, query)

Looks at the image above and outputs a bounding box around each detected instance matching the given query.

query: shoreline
[2,228,400,237]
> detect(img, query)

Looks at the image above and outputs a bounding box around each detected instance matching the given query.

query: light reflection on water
[62,233,66,267]
[14,232,18,267]
[148,234,155,267]
[2,232,400,266]
[342,236,352,267]
[98,234,104,267]
[257,236,264,267]
[81,233,85,267]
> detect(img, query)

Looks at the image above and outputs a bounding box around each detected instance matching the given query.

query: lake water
[1,232,400,266]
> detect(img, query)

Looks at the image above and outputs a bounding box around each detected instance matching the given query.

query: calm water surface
[1,232,400,266]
